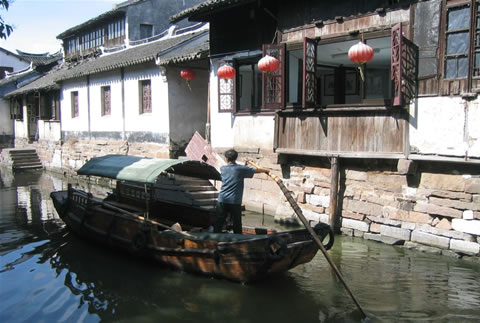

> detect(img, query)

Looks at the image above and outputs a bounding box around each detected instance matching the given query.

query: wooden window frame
[263,44,286,110]
[139,80,152,114]
[71,91,79,118]
[286,33,392,108]
[101,86,111,116]
[10,98,23,120]
[217,61,235,113]
[140,24,153,39]
[440,0,480,93]
[235,56,263,112]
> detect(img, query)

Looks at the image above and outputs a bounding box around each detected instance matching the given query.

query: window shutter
[303,37,317,108]
[262,44,285,109]
[391,23,403,107]
[218,61,235,113]
[392,23,418,107]
[413,0,440,78]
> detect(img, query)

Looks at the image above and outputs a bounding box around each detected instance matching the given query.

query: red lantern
[348,41,374,81]
[258,55,280,73]
[348,42,374,65]
[180,69,195,90]
[217,65,235,80]
[180,69,196,81]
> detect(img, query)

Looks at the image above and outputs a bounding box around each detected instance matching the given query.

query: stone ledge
[411,230,450,249]
[342,218,369,232]
[450,239,480,255]
[417,223,475,241]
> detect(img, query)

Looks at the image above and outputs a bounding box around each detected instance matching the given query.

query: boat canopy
[77,154,221,183]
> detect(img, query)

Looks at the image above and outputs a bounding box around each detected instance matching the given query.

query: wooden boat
[50,154,334,283]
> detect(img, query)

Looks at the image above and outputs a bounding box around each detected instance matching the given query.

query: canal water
[1,167,480,323]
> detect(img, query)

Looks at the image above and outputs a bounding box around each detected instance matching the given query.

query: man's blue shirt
[217,163,255,205]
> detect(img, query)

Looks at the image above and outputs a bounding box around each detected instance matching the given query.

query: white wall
[123,63,169,138]
[89,70,123,134]
[0,99,12,135]
[209,68,235,148]
[38,120,61,141]
[60,63,171,143]
[409,96,480,158]
[209,64,275,150]
[60,78,89,135]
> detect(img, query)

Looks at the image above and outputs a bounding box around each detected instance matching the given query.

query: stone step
[13,163,43,170]
[13,160,42,166]
[6,148,42,170]
[8,149,36,154]
[11,156,40,162]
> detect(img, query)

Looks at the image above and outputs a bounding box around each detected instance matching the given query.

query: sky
[0,0,120,55]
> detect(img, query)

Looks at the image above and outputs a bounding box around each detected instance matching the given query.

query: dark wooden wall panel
[276,110,406,154]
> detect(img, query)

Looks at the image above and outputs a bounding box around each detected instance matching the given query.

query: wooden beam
[275,149,480,164]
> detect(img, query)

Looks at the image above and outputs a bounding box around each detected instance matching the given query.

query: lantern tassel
[186,80,192,91]
[358,64,365,82]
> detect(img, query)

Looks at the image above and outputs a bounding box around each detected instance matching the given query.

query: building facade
[4,0,209,172]
[173,0,480,257]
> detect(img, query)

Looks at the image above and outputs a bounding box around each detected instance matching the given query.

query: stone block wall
[238,150,480,259]
[13,138,170,175]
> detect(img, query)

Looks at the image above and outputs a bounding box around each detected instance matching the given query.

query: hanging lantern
[258,54,280,73]
[217,65,235,80]
[348,42,374,64]
[180,69,195,90]
[348,41,374,81]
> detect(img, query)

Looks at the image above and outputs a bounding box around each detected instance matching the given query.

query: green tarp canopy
[77,154,221,183]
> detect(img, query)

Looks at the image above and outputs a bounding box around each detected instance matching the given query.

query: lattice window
[303,38,317,108]
[219,78,234,112]
[101,86,111,116]
[263,44,285,109]
[218,62,235,113]
[71,91,79,118]
[140,80,152,114]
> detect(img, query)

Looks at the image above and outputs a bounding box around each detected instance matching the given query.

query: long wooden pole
[247,160,367,319]
[329,156,340,231]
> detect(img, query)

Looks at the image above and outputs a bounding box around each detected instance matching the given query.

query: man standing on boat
[214,149,270,234]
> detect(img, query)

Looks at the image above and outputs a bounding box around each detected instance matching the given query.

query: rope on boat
[246,160,367,319]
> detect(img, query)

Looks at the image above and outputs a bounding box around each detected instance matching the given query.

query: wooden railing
[274,106,408,159]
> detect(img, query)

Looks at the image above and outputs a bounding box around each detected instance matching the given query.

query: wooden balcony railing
[274,106,408,159]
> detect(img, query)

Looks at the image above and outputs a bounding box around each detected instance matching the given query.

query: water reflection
[1,168,480,323]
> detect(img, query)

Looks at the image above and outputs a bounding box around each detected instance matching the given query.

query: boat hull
[51,188,333,283]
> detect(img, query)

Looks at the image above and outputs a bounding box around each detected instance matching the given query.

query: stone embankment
[243,153,480,260]
[13,138,170,176]
[6,141,479,260]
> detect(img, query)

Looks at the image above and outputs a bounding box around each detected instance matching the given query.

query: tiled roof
[16,50,63,67]
[6,29,209,96]
[4,68,63,97]
[155,40,209,66]
[170,0,254,23]
[57,29,208,81]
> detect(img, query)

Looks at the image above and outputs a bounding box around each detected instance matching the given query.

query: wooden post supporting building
[329,157,340,232]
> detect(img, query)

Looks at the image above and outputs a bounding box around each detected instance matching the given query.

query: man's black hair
[224,149,238,162]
